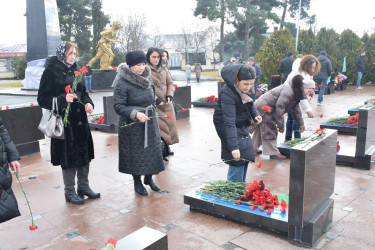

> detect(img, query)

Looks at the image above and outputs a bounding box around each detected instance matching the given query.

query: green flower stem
[121,115,167,128]
[16,172,36,226]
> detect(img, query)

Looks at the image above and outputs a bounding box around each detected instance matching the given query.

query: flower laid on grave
[334,73,347,85]
[194,95,218,103]
[105,237,117,250]
[63,66,87,126]
[198,180,288,215]
[121,112,172,128]
[337,141,340,153]
[325,113,358,127]
[257,83,268,95]
[15,172,37,230]
[90,115,105,124]
[175,103,187,112]
[0,103,39,110]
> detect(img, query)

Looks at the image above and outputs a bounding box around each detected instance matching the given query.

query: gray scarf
[55,42,73,68]
[234,82,253,104]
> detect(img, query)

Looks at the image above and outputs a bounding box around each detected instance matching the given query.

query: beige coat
[149,64,179,145]
[194,63,202,78]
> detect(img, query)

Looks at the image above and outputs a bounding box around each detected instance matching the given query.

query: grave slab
[91,70,116,90]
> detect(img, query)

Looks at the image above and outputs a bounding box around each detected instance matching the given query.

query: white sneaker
[357,86,363,90]
[317,102,323,106]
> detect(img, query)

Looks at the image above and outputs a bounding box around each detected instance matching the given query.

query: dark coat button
[78,122,82,125]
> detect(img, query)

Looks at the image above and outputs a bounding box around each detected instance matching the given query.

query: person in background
[356,50,366,90]
[113,50,164,196]
[251,75,314,159]
[84,63,93,93]
[185,64,191,83]
[194,63,203,82]
[279,51,294,83]
[316,50,332,105]
[0,115,21,223]
[283,55,321,141]
[38,42,99,205]
[161,50,169,68]
[214,64,262,182]
[248,57,262,101]
[147,48,179,161]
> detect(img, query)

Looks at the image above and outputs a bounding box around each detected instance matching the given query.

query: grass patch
[0,82,23,88]
[200,71,222,80]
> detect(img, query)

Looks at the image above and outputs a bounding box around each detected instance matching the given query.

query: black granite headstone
[88,95,118,133]
[288,129,336,246]
[91,70,117,90]
[26,0,61,62]
[0,106,44,156]
[173,86,191,120]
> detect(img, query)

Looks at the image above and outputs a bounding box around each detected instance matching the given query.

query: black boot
[133,175,148,195]
[62,168,84,205]
[163,156,169,162]
[77,166,100,199]
[144,175,160,192]
[168,145,174,155]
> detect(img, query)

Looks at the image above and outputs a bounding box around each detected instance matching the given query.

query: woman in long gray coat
[194,63,202,82]
[251,75,315,159]
[114,50,164,196]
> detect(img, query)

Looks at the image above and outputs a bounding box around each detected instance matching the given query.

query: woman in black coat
[37,42,99,205]
[213,64,262,182]
[0,115,21,223]
[114,50,164,195]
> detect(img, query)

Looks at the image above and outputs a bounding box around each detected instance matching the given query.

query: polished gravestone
[0,106,44,156]
[91,70,117,90]
[115,226,168,250]
[173,86,191,120]
[336,106,375,170]
[89,96,118,133]
[185,129,337,247]
[26,0,61,62]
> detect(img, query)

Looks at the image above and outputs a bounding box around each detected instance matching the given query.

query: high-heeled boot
[133,175,148,195]
[77,166,100,199]
[144,175,160,192]
[62,168,84,205]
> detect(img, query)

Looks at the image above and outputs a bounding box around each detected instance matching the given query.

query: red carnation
[112,66,117,70]
[261,105,271,113]
[80,66,88,75]
[30,103,34,106]
[315,85,318,90]
[74,71,81,75]
[166,113,172,119]
[219,79,222,82]
[173,84,178,88]
[65,85,72,94]
[267,208,272,215]
[347,118,352,124]
[282,208,286,214]
[250,206,255,211]
[29,225,38,230]
[265,62,267,65]
[91,120,95,123]
[6,105,9,110]
[320,114,323,118]
[105,237,117,248]
[235,201,241,205]
[343,123,346,127]
[337,141,340,152]
[319,84,322,87]
[0,107,2,110]
[182,109,187,112]
[256,162,262,168]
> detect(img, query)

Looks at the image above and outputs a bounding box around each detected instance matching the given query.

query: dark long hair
[146,47,162,67]
[291,75,305,100]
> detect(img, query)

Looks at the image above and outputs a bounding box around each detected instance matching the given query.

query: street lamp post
[295,0,302,51]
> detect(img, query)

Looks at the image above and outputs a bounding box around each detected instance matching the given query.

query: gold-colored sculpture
[88,21,121,69]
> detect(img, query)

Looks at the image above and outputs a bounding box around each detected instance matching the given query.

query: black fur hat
[126,50,146,67]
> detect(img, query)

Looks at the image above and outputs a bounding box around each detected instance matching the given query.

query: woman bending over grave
[213,64,262,182]
[114,50,164,196]
[147,47,179,162]
[251,75,315,159]
[37,42,99,205]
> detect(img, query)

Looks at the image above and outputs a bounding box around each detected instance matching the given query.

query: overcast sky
[1,0,374,45]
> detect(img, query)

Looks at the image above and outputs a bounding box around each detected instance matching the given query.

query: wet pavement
[0,79,375,249]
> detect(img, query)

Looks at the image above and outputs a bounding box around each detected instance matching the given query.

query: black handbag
[38,97,64,139]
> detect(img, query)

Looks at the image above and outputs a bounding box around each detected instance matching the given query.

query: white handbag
[38,97,64,139]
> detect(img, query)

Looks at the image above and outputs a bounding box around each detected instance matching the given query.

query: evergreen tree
[280,0,312,29]
[316,28,340,76]
[232,0,279,60]
[297,28,317,55]
[255,29,296,83]
[222,32,245,61]
[57,0,92,60]
[338,29,362,83]
[361,33,375,83]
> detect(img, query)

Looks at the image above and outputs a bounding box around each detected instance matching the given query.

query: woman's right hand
[136,112,150,123]
[232,149,241,161]
[65,93,77,103]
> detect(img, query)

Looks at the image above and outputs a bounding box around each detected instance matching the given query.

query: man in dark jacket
[279,51,294,83]
[248,57,262,101]
[356,50,366,90]
[316,50,332,105]
[0,115,21,223]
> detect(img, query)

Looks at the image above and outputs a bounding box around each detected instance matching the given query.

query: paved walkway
[0,84,375,249]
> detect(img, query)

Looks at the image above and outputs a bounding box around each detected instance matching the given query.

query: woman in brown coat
[194,63,203,82]
[251,75,315,159]
[146,48,179,161]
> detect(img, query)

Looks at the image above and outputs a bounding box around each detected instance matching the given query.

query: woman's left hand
[85,103,94,114]
[254,115,262,124]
